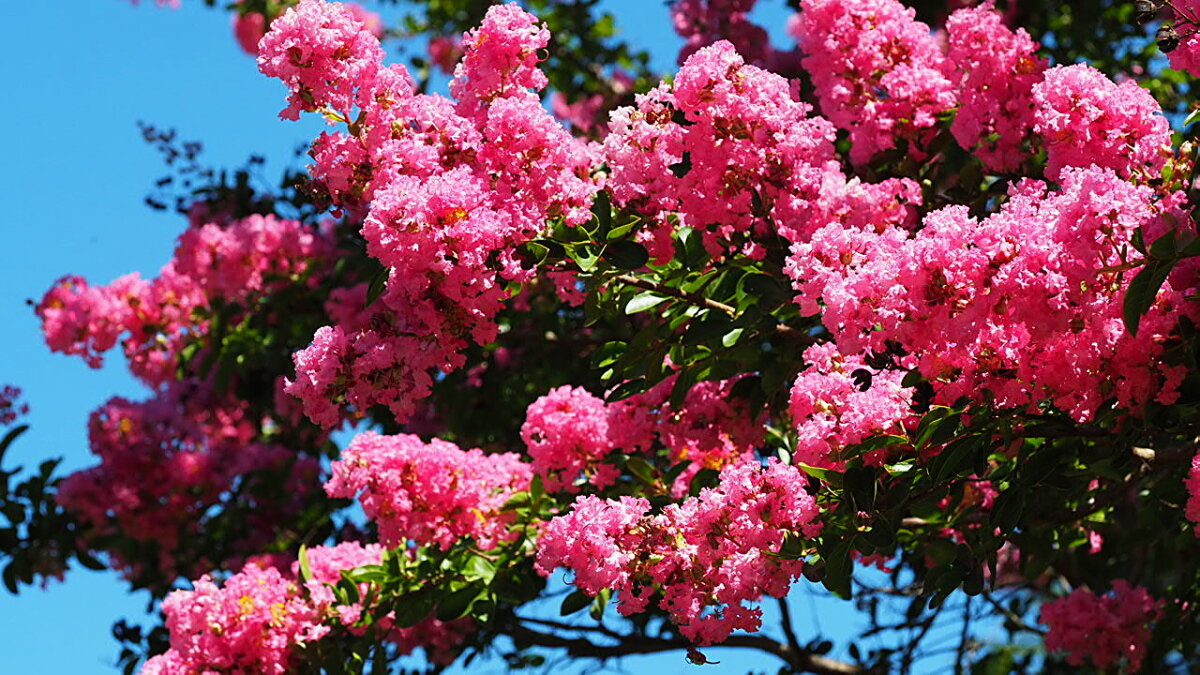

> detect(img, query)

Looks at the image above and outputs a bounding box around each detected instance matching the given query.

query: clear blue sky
[0,1,952,672]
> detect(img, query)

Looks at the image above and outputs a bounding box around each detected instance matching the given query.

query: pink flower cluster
[945,2,1046,173]
[788,166,1195,422]
[37,268,202,386]
[536,459,820,645]
[603,41,845,259]
[521,385,620,492]
[234,1,383,56]
[1039,580,1162,672]
[174,213,332,299]
[789,343,913,468]
[520,377,762,495]
[55,384,320,580]
[141,563,325,675]
[263,1,598,428]
[1032,64,1171,181]
[791,0,957,165]
[37,214,331,387]
[142,541,472,673]
[325,432,531,550]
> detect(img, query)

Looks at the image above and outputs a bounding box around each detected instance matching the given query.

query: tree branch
[506,619,864,674]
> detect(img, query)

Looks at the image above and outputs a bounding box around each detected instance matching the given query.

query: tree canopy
[5,0,1200,673]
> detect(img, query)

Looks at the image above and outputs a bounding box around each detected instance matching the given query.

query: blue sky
[0,1,932,672]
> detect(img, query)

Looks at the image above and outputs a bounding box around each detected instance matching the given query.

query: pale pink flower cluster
[1032,64,1171,181]
[1186,449,1200,535]
[55,385,320,580]
[325,432,531,550]
[536,459,820,644]
[788,166,1195,422]
[1039,580,1162,672]
[789,343,913,467]
[38,214,330,387]
[0,385,28,426]
[264,1,598,428]
[945,2,1046,173]
[791,0,957,165]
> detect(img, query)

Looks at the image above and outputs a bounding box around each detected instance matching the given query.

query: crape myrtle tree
[5,0,1200,672]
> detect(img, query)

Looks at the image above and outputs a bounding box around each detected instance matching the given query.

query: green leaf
[589,588,611,620]
[989,491,1025,533]
[797,463,843,487]
[604,241,650,270]
[626,456,657,484]
[688,468,720,498]
[863,520,896,551]
[436,583,483,621]
[929,435,984,484]
[0,424,29,466]
[569,243,602,272]
[560,589,592,616]
[1123,261,1173,336]
[840,434,908,460]
[590,189,612,237]
[530,474,545,503]
[393,589,436,628]
[927,539,958,566]
[605,221,637,242]
[625,291,667,315]
[366,265,388,306]
[298,545,313,583]
[822,538,854,599]
[1148,230,1179,260]
[683,315,735,346]
[606,378,648,402]
[915,407,960,450]
[843,466,877,512]
[463,555,497,583]
[342,564,386,585]
[501,491,531,511]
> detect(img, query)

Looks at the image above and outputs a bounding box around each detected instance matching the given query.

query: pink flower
[144,564,326,674]
[536,459,820,645]
[791,0,957,165]
[1033,63,1171,181]
[325,432,531,550]
[945,1,1046,173]
[257,0,387,120]
[1040,580,1162,672]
